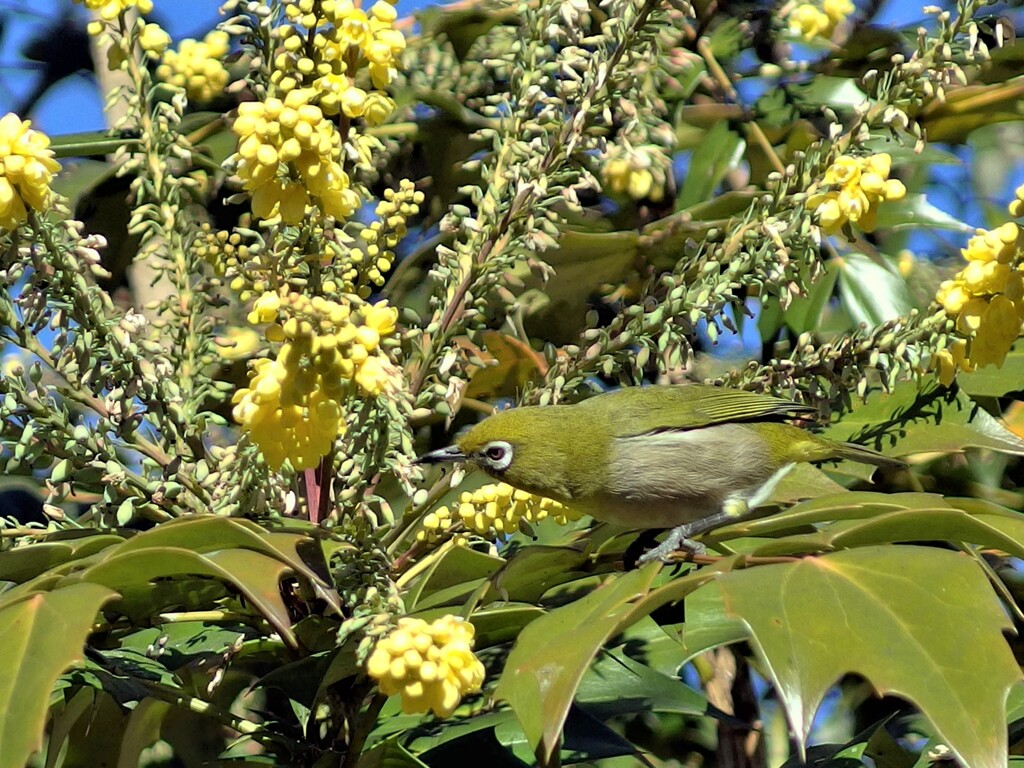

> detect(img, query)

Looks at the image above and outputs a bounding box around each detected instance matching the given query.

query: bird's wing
[580,385,817,438]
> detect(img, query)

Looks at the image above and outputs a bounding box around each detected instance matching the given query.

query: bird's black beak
[414,445,468,465]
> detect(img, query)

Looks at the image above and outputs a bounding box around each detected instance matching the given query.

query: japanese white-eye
[416,385,904,562]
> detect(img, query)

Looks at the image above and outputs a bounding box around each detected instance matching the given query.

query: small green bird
[416,385,904,564]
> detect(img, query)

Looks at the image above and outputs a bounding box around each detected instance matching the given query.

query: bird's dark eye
[485,445,506,461]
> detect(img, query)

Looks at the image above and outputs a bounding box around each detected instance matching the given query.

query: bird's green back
[576,385,816,438]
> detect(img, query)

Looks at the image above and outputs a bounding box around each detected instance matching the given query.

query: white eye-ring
[480,441,513,471]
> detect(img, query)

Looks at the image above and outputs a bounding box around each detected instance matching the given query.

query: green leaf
[958,344,1024,397]
[715,545,1019,768]
[0,535,121,584]
[676,122,745,210]
[783,262,840,336]
[357,736,431,768]
[790,77,869,110]
[70,547,299,647]
[495,560,727,762]
[873,193,974,233]
[116,699,173,768]
[835,253,914,326]
[113,516,333,590]
[489,546,591,604]
[575,647,707,717]
[820,382,1024,462]
[0,582,116,768]
[494,565,661,762]
[402,543,504,611]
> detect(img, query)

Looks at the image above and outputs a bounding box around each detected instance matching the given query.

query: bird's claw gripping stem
[635,463,796,567]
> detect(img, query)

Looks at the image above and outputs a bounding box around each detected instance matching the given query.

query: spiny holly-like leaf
[494,565,661,763]
[711,545,1019,768]
[68,547,299,647]
[0,582,116,768]
[494,560,729,763]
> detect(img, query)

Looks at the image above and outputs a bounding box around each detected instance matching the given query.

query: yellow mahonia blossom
[934,222,1024,384]
[0,113,61,231]
[75,0,152,21]
[809,153,906,235]
[231,292,400,469]
[138,22,171,59]
[417,482,582,543]
[270,0,403,120]
[156,31,231,104]
[340,180,424,297]
[787,0,854,40]
[230,89,360,224]
[366,616,485,717]
[1009,183,1024,218]
[603,147,667,202]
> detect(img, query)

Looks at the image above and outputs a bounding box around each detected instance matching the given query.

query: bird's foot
[635,524,707,566]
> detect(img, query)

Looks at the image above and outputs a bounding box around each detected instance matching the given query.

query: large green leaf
[872,193,973,233]
[494,560,729,762]
[958,344,1024,397]
[820,382,1024,461]
[68,547,299,646]
[835,253,915,326]
[494,565,662,762]
[712,545,1019,768]
[0,582,116,768]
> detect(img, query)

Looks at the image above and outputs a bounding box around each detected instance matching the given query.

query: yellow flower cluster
[1009,183,1024,218]
[138,21,172,59]
[0,114,61,231]
[810,153,906,235]
[156,31,232,104]
[366,616,485,717]
[272,0,404,123]
[75,0,152,22]
[787,0,854,41]
[231,89,360,224]
[603,148,666,203]
[934,222,1024,385]
[417,482,581,543]
[231,292,400,469]
[342,180,424,297]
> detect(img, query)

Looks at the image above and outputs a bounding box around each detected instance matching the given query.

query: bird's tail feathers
[833,441,906,468]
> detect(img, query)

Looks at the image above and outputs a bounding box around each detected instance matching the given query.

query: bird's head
[415,405,603,501]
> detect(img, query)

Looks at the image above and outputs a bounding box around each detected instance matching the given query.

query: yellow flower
[962,222,1018,263]
[366,616,485,717]
[787,0,852,40]
[602,147,666,203]
[232,294,402,469]
[230,89,358,222]
[362,91,395,126]
[75,0,153,21]
[967,296,1021,368]
[416,482,581,543]
[822,0,854,24]
[932,339,974,387]
[139,22,172,58]
[156,31,231,103]
[1010,183,1024,218]
[933,223,1024,382]
[811,153,905,235]
[788,4,831,40]
[0,113,61,231]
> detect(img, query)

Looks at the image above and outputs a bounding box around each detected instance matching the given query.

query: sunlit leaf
[714,545,1019,768]
[0,582,116,768]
